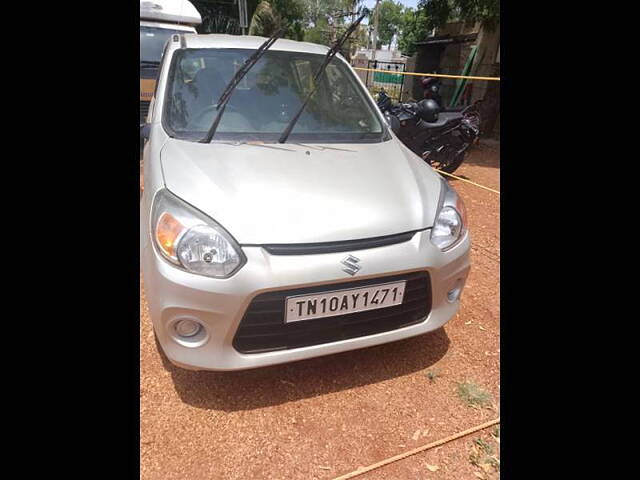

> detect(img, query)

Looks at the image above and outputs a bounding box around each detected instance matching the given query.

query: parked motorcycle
[377,90,480,174]
[421,77,478,119]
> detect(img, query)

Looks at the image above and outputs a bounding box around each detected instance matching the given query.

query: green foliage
[304,16,331,46]
[474,437,494,455]
[273,0,307,39]
[301,1,364,47]
[304,0,357,25]
[456,381,492,408]
[192,0,258,34]
[249,0,306,40]
[425,368,442,382]
[469,435,500,475]
[394,0,500,56]
[350,24,369,52]
[372,0,404,49]
[249,1,279,36]
[197,0,366,46]
[418,0,500,31]
[398,7,429,56]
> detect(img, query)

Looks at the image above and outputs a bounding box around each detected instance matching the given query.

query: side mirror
[140,123,151,141]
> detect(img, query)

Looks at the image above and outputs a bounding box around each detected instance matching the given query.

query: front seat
[180,67,226,113]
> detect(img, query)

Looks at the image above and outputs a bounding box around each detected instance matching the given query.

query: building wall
[408,21,500,137]
[352,53,369,85]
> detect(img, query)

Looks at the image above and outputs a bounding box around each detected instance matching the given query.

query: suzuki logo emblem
[341,255,361,276]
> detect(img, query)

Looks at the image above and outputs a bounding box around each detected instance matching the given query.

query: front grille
[262,230,421,255]
[233,271,431,354]
[140,101,150,124]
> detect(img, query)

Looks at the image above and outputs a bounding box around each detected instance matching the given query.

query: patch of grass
[469,436,500,476]
[474,438,493,455]
[456,381,492,409]
[425,369,442,383]
[491,426,500,444]
[469,447,482,468]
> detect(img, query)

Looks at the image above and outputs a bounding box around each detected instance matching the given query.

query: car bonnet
[160,138,442,245]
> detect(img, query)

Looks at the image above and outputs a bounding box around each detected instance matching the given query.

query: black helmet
[416,99,440,123]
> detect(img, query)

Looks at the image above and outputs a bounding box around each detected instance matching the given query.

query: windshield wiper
[199,27,285,144]
[216,140,297,152]
[140,60,160,68]
[277,10,368,144]
[293,143,355,152]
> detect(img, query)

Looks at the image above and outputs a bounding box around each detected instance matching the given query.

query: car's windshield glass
[140,27,184,63]
[163,48,386,143]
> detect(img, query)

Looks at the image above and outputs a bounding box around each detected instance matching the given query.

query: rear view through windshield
[163,48,385,143]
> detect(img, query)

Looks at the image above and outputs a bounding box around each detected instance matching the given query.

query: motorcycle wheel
[423,149,466,174]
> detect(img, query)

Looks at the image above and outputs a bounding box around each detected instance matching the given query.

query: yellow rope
[332,418,500,480]
[437,169,500,195]
[353,67,500,81]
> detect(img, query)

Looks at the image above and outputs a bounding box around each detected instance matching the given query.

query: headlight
[430,178,467,251]
[151,189,245,278]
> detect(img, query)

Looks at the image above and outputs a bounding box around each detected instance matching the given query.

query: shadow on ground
[158,328,450,412]
[461,142,500,169]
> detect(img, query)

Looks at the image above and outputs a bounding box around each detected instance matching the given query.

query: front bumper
[141,229,470,371]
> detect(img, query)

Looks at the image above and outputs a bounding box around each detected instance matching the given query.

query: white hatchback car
[140,33,470,371]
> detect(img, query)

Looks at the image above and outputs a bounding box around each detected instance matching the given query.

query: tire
[423,147,466,174]
[437,151,465,174]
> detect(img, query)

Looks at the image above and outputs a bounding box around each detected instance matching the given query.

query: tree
[249,1,280,36]
[349,23,369,56]
[192,0,259,34]
[300,0,362,47]
[273,0,307,39]
[304,16,331,45]
[418,0,500,31]
[303,0,358,24]
[249,0,306,40]
[245,0,366,49]
[371,0,404,49]
[397,7,429,56]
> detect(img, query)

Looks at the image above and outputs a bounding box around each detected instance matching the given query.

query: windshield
[163,48,386,143]
[140,27,184,64]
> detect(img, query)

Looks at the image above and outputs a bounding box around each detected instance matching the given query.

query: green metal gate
[366,60,406,102]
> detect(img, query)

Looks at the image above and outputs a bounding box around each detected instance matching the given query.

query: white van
[140,0,202,127]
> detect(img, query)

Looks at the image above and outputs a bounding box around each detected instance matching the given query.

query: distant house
[353,48,407,64]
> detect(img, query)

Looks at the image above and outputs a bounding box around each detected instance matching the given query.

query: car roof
[182,34,331,56]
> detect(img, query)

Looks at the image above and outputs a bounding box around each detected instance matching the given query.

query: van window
[140,27,184,63]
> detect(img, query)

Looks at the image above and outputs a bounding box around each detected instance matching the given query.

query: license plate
[285,280,407,323]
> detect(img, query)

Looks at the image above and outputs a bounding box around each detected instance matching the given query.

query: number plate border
[284,280,407,323]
